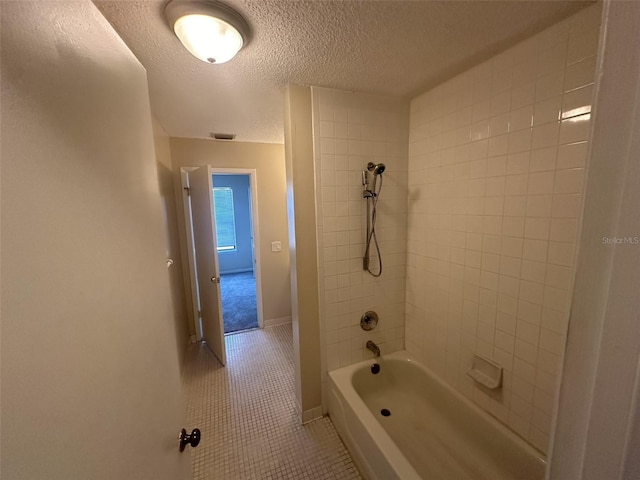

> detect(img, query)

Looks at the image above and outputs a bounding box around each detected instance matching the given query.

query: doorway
[212,174,259,334]
[181,167,265,362]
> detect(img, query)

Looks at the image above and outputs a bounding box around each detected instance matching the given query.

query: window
[213,187,237,252]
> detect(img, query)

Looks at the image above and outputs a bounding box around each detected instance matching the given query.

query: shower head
[367,162,386,176]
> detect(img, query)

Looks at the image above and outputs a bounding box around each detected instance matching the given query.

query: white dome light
[165,1,251,65]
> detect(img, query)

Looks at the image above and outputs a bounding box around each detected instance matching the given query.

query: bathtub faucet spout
[366,340,381,357]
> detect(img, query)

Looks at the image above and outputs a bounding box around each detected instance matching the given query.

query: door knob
[210,276,220,283]
[179,428,201,452]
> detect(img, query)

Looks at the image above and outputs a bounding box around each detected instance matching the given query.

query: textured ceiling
[95,0,593,144]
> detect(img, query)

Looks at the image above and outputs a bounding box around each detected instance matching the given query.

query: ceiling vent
[210,132,236,140]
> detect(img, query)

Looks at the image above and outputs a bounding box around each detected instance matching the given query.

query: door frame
[180,167,265,337]
[180,167,203,340]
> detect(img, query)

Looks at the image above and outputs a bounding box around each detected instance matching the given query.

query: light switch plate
[271,241,282,252]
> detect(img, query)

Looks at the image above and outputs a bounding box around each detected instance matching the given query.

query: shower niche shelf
[467,354,503,390]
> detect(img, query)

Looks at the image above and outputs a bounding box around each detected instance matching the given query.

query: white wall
[213,174,254,274]
[169,138,291,330]
[284,85,323,421]
[550,1,640,477]
[406,4,601,453]
[152,117,190,371]
[311,87,409,378]
[1,1,189,479]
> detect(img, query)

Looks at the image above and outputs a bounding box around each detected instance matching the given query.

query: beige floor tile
[182,324,361,480]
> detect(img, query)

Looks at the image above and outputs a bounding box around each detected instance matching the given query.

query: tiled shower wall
[311,88,409,376]
[406,4,601,453]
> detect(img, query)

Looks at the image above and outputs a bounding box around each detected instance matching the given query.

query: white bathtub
[328,351,546,480]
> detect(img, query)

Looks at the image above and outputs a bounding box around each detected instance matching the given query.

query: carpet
[221,272,258,333]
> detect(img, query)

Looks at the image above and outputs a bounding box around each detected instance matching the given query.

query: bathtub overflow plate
[360,311,378,331]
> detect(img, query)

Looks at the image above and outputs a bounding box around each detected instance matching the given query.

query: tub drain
[381,409,391,417]
[371,363,380,374]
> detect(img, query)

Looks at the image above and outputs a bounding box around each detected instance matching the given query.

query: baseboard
[301,406,323,424]
[264,315,292,327]
[294,396,323,425]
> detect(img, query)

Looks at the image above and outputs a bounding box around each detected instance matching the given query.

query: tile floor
[182,324,362,479]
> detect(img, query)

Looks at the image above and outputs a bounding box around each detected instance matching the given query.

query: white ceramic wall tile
[406,5,601,454]
[564,56,597,93]
[312,88,409,382]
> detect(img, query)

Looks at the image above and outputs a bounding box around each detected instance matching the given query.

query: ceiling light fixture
[164,0,251,64]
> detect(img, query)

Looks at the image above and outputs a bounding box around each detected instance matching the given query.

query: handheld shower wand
[369,162,385,175]
[363,162,385,277]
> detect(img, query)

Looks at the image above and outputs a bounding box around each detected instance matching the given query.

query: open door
[2,2,191,478]
[189,166,227,365]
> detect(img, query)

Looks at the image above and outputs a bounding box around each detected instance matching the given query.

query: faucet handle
[360,311,378,331]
